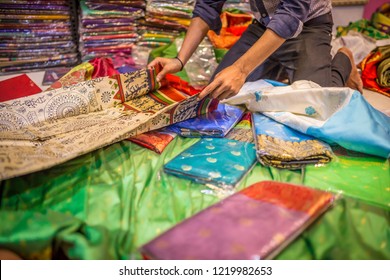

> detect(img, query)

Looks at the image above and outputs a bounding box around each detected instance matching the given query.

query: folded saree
[128,128,177,154]
[129,107,252,154]
[166,103,245,137]
[361,46,390,97]
[252,113,333,169]
[225,79,390,159]
[225,111,254,143]
[163,138,257,190]
[0,68,216,180]
[140,181,335,260]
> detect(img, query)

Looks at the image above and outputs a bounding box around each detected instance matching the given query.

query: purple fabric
[141,193,309,260]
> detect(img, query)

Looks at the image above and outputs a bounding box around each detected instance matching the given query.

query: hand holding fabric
[198,64,247,100]
[148,57,183,83]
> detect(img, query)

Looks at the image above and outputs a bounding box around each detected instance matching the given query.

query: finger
[198,79,222,100]
[217,89,234,101]
[210,83,229,99]
[148,58,161,68]
[156,66,171,82]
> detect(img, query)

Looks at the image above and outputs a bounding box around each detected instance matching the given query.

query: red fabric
[361,48,390,97]
[129,130,176,154]
[0,74,42,102]
[241,181,334,215]
[89,57,119,79]
[164,74,203,96]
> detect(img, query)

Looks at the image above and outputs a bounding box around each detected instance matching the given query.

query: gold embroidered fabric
[256,135,333,169]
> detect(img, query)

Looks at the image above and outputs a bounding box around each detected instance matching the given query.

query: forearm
[177,17,210,65]
[234,28,286,77]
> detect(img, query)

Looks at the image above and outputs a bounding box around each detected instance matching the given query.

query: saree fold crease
[0,68,216,180]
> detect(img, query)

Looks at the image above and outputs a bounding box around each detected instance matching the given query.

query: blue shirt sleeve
[192,0,226,34]
[267,0,311,39]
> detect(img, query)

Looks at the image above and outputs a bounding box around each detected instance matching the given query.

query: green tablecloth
[0,137,389,260]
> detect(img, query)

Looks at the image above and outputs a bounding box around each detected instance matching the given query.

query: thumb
[156,67,169,82]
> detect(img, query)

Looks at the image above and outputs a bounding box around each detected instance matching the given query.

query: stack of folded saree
[78,0,144,61]
[0,0,79,74]
[144,0,193,31]
[137,0,194,48]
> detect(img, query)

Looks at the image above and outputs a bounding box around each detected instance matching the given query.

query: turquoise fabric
[164,138,257,188]
[306,91,390,158]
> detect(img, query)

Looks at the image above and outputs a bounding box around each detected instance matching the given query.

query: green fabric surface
[0,138,389,260]
[213,48,229,64]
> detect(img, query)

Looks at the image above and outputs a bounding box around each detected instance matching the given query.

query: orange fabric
[241,181,334,215]
[207,11,253,49]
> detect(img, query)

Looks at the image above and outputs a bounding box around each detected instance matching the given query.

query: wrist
[234,61,251,77]
[174,56,184,71]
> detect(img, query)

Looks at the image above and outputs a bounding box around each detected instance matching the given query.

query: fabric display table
[0,135,388,259]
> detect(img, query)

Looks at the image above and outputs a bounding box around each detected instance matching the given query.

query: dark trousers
[212,13,351,87]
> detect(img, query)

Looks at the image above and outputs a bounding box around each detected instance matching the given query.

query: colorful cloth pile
[207,10,253,50]
[0,0,79,74]
[207,9,253,63]
[335,2,390,97]
[78,0,145,61]
[361,45,390,97]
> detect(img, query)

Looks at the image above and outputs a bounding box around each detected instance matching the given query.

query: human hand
[198,64,246,100]
[148,57,183,83]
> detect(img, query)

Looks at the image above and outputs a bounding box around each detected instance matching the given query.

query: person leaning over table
[148,0,363,100]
